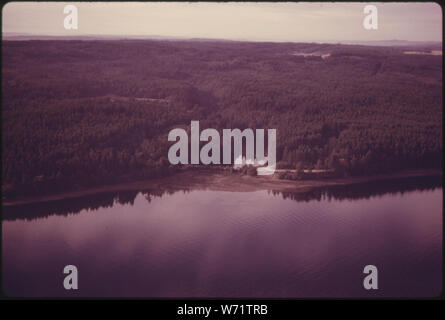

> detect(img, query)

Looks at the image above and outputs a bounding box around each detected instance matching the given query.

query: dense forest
[2,40,443,198]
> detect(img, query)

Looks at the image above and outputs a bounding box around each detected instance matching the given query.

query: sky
[2,2,442,42]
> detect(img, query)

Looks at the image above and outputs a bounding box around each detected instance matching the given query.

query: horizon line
[2,32,442,45]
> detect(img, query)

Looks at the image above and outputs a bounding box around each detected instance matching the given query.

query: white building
[233,155,266,170]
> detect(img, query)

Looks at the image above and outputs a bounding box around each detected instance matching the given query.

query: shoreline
[2,169,442,207]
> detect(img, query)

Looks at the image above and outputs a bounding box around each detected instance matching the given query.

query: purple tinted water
[2,187,442,297]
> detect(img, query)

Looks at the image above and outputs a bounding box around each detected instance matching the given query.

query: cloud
[2,2,442,42]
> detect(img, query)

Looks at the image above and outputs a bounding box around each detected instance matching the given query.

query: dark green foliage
[2,40,442,198]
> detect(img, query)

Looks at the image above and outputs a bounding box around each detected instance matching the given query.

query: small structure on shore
[233,155,266,170]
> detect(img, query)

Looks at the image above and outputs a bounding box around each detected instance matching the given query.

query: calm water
[2,176,443,297]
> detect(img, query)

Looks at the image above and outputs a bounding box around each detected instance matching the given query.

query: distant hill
[338,39,442,49]
[3,33,442,49]
[2,33,183,41]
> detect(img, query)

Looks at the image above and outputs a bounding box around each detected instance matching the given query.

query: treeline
[2,40,442,198]
[4,174,442,222]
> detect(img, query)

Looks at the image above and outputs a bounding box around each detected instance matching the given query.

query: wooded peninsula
[2,40,442,200]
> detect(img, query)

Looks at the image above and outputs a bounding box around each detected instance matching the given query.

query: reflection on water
[3,175,442,221]
[2,175,443,297]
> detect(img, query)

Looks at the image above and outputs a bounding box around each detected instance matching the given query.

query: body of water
[2,176,442,297]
